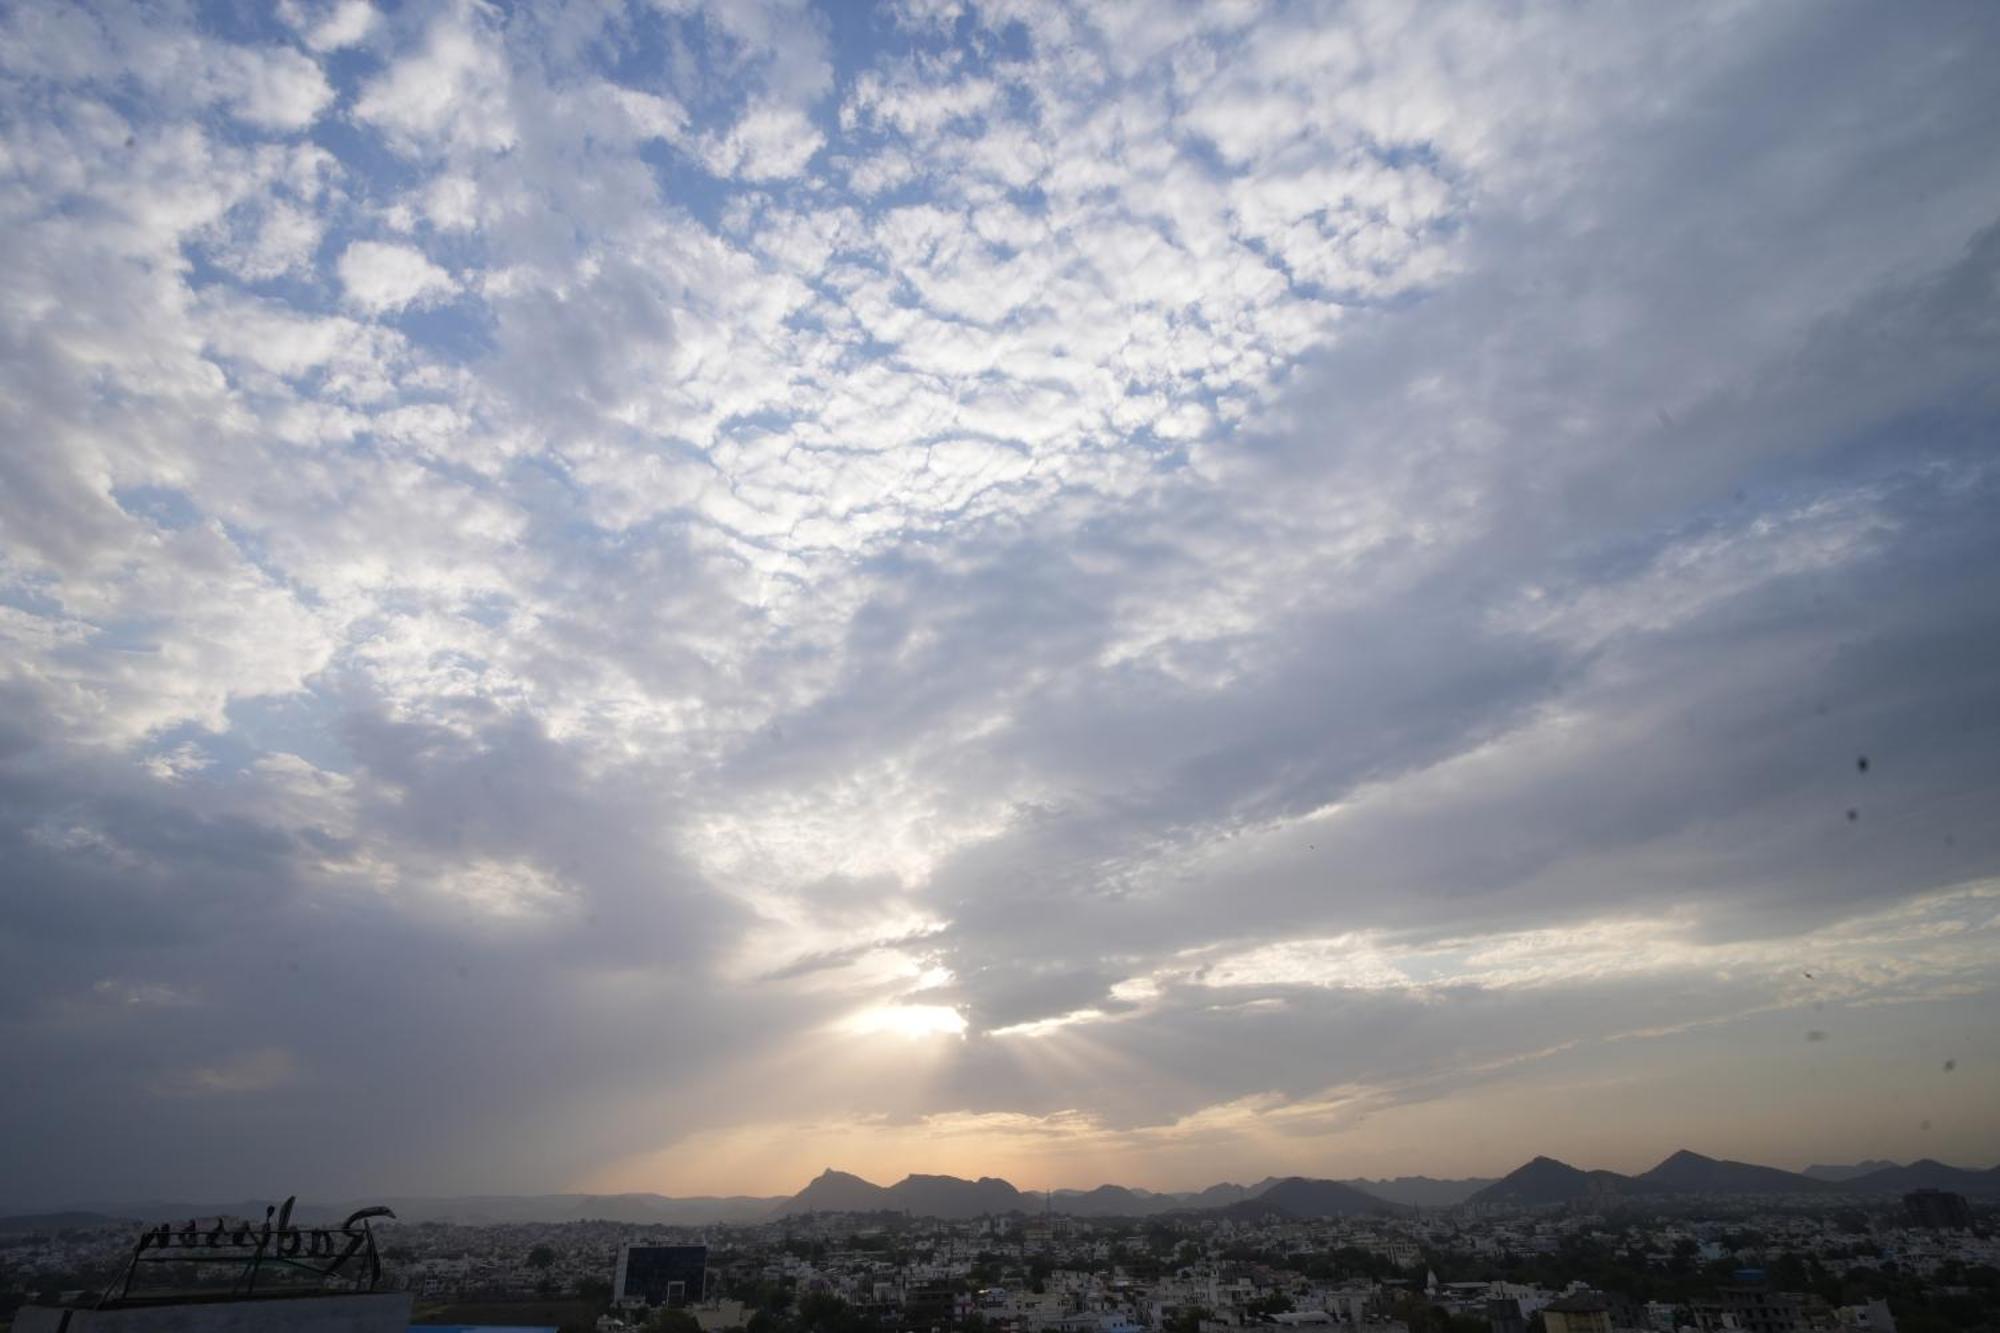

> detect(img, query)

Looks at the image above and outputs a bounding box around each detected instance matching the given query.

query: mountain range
[1211,1177,1402,1219]
[8,1151,1995,1231]
[1466,1150,2000,1206]
[778,1169,1488,1219]
[1804,1160,1900,1182]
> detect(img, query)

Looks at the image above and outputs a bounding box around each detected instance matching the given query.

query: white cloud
[354,2,515,154]
[337,239,457,313]
[421,173,481,231]
[304,0,379,52]
[210,44,335,131]
[701,102,825,180]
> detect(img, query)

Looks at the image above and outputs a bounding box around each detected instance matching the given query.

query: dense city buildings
[4,1172,1996,1333]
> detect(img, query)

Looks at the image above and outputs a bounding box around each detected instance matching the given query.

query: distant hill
[782,1169,894,1214]
[1804,1160,1900,1183]
[0,1211,133,1233]
[559,1194,789,1225]
[42,1150,1998,1229]
[1469,1157,1632,1207]
[1050,1185,1159,1216]
[350,1193,782,1225]
[1346,1176,1495,1208]
[886,1174,1025,1217]
[1843,1159,2000,1197]
[1636,1150,1830,1195]
[780,1171,1029,1219]
[781,1173,1295,1220]
[1467,1150,2000,1209]
[1216,1177,1400,1219]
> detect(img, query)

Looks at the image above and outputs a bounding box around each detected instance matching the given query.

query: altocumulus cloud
[337,240,456,315]
[2,0,1999,1206]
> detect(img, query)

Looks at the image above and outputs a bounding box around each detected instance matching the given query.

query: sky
[2,0,1999,1211]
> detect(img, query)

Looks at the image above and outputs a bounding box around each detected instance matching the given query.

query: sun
[840,1004,968,1040]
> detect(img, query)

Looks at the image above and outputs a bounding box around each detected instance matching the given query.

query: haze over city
[3,0,1998,1213]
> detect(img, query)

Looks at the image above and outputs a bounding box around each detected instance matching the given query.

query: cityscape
[5,1153,1997,1333]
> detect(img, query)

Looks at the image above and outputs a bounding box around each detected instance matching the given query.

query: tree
[1392,1292,1453,1333]
[646,1307,703,1333]
[529,1246,558,1270]
[796,1293,870,1333]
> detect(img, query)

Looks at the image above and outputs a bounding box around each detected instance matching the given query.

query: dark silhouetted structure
[1904,1189,1973,1230]
[615,1243,708,1308]
[1693,1288,1836,1333]
[1487,1297,1526,1333]
[1543,1295,1612,1333]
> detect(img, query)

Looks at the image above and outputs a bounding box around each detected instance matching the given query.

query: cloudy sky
[4,0,2000,1210]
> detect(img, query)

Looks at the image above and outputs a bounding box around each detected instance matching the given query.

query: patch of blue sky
[392,295,500,365]
[315,40,387,99]
[190,0,294,47]
[458,592,519,630]
[112,486,204,531]
[191,0,382,103]
[311,115,432,208]
[0,575,66,620]
[836,170,940,217]
[180,240,342,317]
[822,0,922,79]
[221,689,355,776]
[518,450,589,496]
[137,718,242,778]
[611,1,830,138]
[408,190,487,243]
[587,0,679,88]
[717,406,811,441]
[215,520,325,610]
[74,617,167,657]
[636,138,738,233]
[1370,140,1450,175]
[1103,419,1193,470]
